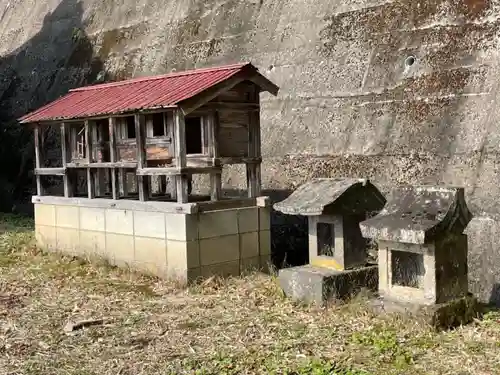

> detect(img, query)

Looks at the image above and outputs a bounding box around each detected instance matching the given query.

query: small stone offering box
[274,178,386,304]
[360,185,479,329]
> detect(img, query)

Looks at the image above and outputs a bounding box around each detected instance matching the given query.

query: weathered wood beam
[69,126,77,160]
[145,114,154,138]
[162,112,168,139]
[109,117,119,200]
[116,137,172,146]
[61,123,70,165]
[181,155,262,166]
[135,113,149,201]
[208,111,219,159]
[175,176,188,203]
[34,168,66,176]
[119,170,127,198]
[254,92,262,196]
[34,125,44,195]
[174,109,188,203]
[201,116,209,155]
[66,162,138,169]
[170,177,177,201]
[246,89,262,198]
[164,112,176,200]
[207,111,222,201]
[204,102,260,111]
[84,120,95,199]
[246,167,258,198]
[92,121,106,197]
[186,156,215,167]
[210,173,222,201]
[136,166,222,176]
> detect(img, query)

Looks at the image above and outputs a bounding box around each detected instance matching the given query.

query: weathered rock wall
[2,0,500,303]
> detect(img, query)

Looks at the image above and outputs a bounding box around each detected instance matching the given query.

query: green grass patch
[170,354,369,375]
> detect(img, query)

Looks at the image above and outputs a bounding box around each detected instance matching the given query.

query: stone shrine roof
[273,178,386,216]
[360,186,473,244]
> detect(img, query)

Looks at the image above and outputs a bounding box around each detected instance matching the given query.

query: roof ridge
[71,62,252,92]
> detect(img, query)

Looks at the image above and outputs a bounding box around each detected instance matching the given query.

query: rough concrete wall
[2,0,500,303]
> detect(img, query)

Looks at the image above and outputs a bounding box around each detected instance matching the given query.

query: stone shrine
[360,185,478,328]
[274,178,386,304]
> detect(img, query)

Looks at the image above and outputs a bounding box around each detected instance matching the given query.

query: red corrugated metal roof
[19,62,263,124]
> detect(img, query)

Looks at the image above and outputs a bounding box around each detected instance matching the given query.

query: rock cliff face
[2,0,500,303]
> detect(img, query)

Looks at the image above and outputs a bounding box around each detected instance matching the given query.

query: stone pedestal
[278,264,378,304]
[370,294,479,330]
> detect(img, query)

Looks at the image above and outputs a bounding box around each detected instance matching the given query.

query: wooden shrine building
[20,63,278,204]
[20,63,279,281]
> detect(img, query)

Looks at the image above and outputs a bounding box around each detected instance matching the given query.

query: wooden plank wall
[213,82,254,158]
[217,110,250,158]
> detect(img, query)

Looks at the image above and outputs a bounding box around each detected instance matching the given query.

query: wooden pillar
[247,92,262,198]
[163,112,175,200]
[254,97,262,195]
[60,122,73,197]
[92,123,106,197]
[145,116,156,199]
[207,111,221,200]
[85,120,95,198]
[34,124,44,196]
[69,127,76,159]
[109,117,119,200]
[119,170,127,198]
[170,176,177,200]
[135,113,149,201]
[174,109,188,203]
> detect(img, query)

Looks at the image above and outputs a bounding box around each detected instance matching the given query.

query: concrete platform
[370,293,480,330]
[278,264,378,304]
[33,195,272,283]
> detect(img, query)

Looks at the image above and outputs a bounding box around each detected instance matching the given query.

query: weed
[295,358,369,375]
[350,326,414,369]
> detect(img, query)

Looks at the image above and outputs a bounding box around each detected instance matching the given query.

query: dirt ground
[0,213,499,375]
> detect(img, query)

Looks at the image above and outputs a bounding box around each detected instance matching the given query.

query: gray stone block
[278,264,378,304]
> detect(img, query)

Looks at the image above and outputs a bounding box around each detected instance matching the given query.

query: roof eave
[272,204,324,216]
[248,73,280,96]
[18,105,178,125]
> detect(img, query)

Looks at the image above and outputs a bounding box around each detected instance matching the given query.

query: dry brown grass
[1,213,500,375]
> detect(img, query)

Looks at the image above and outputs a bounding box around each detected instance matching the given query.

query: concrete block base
[278,264,378,304]
[370,293,479,330]
[33,196,272,283]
